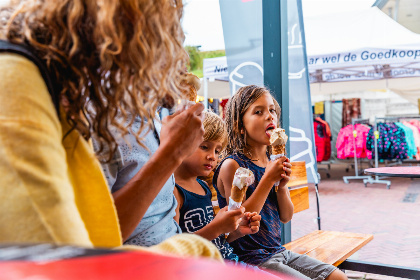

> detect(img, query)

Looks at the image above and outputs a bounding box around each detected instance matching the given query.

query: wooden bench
[287,162,420,279]
[287,161,374,267]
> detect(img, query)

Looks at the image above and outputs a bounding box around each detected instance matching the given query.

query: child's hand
[235,212,261,237]
[212,206,245,234]
[264,156,289,185]
[277,159,292,190]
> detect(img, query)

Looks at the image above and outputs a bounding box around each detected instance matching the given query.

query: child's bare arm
[217,158,239,200]
[173,188,183,224]
[219,158,286,214]
[275,160,293,223]
[111,104,204,241]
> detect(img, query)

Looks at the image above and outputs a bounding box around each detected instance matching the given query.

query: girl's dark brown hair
[223,85,281,158]
[1,0,188,161]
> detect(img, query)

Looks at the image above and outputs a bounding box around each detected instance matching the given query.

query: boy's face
[182,140,223,177]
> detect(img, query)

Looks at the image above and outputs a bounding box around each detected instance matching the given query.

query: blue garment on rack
[366,123,408,160]
[395,122,416,159]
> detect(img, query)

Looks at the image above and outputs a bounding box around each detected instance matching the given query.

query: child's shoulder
[219,157,240,172]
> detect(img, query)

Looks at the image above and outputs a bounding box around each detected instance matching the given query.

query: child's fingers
[281,175,290,183]
[250,214,262,222]
[228,208,245,220]
[250,225,259,233]
[283,166,292,175]
[243,212,251,220]
[283,161,292,168]
[218,206,228,213]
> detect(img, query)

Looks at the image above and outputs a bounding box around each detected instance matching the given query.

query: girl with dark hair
[214,85,347,279]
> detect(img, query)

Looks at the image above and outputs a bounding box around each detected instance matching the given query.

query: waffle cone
[230,185,248,203]
[272,145,285,155]
[186,87,197,102]
[181,81,198,102]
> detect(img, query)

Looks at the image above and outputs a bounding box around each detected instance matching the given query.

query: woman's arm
[112,104,205,241]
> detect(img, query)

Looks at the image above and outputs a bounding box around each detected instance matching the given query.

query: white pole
[204,77,208,109]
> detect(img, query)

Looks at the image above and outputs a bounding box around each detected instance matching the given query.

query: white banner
[309,49,420,69]
[203,56,228,80]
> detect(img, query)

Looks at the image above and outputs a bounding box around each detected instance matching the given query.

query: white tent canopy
[306,7,420,103]
[201,7,420,104]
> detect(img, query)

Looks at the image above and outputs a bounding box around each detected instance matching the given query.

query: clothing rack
[343,118,372,184]
[363,115,420,189]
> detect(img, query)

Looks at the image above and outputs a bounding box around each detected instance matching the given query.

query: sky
[182,0,377,51]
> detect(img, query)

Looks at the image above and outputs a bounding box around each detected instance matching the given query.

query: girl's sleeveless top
[175,179,238,262]
[213,153,285,265]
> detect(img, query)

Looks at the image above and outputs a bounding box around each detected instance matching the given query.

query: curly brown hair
[223,85,281,159]
[1,0,188,160]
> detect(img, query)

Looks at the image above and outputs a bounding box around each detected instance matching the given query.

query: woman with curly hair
[0,0,218,260]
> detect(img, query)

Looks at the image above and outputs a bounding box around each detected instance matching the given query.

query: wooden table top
[365,167,420,178]
[284,230,374,266]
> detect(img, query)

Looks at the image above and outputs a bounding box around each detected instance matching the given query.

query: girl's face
[181,140,223,177]
[242,93,278,147]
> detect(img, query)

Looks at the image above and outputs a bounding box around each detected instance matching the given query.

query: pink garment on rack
[336,124,372,159]
[402,121,420,160]
[408,120,420,131]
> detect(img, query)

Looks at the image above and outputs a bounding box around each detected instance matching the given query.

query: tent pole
[263,0,290,244]
[203,77,208,109]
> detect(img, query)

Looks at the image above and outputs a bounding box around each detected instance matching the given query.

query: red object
[220,98,229,119]
[0,250,295,280]
[314,118,332,162]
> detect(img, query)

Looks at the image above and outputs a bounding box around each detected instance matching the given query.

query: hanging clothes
[336,124,371,159]
[313,117,332,162]
[341,98,361,127]
[366,123,408,160]
[402,121,420,160]
[395,122,416,159]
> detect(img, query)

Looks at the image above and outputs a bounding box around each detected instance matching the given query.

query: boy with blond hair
[174,111,262,266]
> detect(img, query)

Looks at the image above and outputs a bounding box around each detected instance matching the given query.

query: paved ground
[290,161,420,279]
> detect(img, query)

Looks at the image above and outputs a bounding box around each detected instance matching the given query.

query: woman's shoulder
[0,52,42,75]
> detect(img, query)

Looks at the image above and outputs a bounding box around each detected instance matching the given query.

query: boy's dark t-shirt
[175,179,239,262]
[213,153,285,265]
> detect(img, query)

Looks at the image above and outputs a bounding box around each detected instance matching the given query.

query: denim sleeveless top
[213,153,285,265]
[175,179,238,262]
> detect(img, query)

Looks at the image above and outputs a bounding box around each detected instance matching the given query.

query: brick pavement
[290,163,420,279]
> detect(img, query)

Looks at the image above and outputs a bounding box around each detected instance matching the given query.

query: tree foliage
[185,45,225,78]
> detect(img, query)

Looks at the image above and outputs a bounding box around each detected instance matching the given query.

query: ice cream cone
[272,144,286,155]
[228,167,254,210]
[268,128,288,192]
[180,73,201,102]
[230,185,248,203]
[269,128,288,155]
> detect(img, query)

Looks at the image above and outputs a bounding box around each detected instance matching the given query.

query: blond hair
[203,111,228,150]
[1,0,188,160]
[223,85,281,158]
